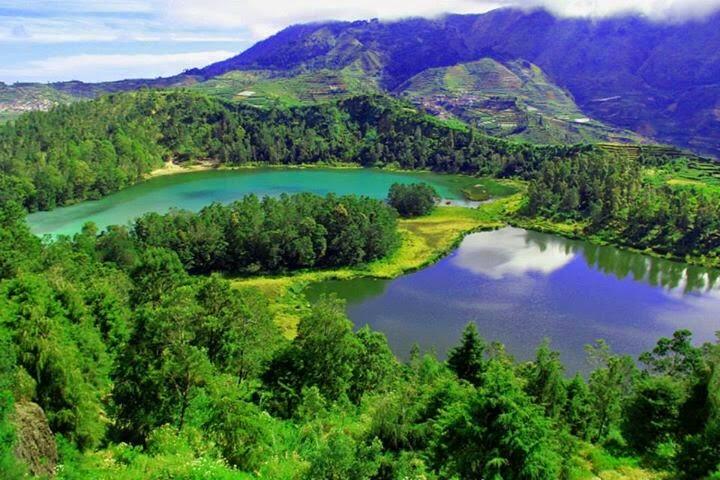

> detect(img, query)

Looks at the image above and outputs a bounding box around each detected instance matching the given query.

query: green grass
[461,178,520,200]
[565,443,668,480]
[642,157,720,188]
[191,67,380,107]
[396,58,644,145]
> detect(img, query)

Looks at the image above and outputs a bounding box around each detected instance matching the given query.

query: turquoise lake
[27,168,469,236]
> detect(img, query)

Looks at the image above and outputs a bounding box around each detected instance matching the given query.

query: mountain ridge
[188,8,720,156]
[2,7,719,156]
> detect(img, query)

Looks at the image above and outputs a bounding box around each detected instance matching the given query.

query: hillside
[190,65,380,106]
[395,58,645,144]
[0,83,79,121]
[0,90,595,212]
[2,8,718,156]
[0,74,201,122]
[193,9,720,157]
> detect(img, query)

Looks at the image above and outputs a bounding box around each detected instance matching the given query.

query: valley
[307,226,720,373]
[2,6,720,479]
[25,164,720,374]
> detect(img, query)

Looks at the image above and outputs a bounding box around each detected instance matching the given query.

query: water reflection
[306,227,720,372]
[581,241,720,294]
[452,227,720,294]
[452,228,575,279]
[306,278,391,306]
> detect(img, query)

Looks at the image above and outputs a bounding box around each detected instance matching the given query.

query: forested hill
[4,9,719,155]
[0,89,590,212]
[190,8,720,157]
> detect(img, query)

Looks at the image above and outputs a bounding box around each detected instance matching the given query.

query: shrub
[388,183,439,217]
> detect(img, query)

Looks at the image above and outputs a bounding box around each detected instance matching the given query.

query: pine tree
[447,323,486,386]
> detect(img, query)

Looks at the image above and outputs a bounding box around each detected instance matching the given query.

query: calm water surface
[307,227,720,372]
[28,170,720,372]
[27,168,469,236]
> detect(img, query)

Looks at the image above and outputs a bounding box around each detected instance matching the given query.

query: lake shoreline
[231,202,509,336]
[145,161,510,201]
[145,160,367,179]
[509,215,720,271]
[30,165,504,236]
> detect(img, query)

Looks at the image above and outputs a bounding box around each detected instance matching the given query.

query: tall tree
[447,323,486,386]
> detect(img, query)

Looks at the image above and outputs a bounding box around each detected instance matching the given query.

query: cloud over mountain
[2,0,719,82]
[163,0,720,37]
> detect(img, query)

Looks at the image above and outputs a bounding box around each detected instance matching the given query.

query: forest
[0,197,719,478]
[525,153,720,262]
[387,183,438,218]
[0,89,589,212]
[127,192,399,274]
[1,90,720,478]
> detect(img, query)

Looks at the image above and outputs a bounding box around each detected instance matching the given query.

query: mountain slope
[0,75,201,122]
[194,9,720,156]
[190,65,380,106]
[0,83,79,121]
[2,8,718,156]
[395,58,645,144]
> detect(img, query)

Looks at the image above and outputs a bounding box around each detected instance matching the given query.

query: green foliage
[350,326,399,402]
[0,327,24,479]
[1,90,591,212]
[525,152,720,262]
[112,271,280,443]
[132,192,400,275]
[525,340,567,420]
[387,182,438,217]
[198,376,277,471]
[0,202,40,279]
[263,296,362,415]
[676,344,720,479]
[0,274,110,449]
[526,152,641,225]
[0,392,24,480]
[305,432,382,480]
[623,376,686,452]
[639,329,704,378]
[0,176,718,478]
[585,340,637,441]
[432,361,563,479]
[563,374,593,439]
[446,322,486,386]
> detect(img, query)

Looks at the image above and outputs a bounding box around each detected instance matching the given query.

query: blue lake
[307,227,720,373]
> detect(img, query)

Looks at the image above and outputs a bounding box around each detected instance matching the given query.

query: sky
[2,0,720,84]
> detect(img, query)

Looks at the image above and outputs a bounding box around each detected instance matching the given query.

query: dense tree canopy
[387,182,438,218]
[1,89,719,479]
[525,153,720,262]
[0,90,590,212]
[129,192,399,275]
[0,196,717,478]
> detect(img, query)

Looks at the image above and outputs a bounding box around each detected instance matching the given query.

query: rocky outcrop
[10,401,58,477]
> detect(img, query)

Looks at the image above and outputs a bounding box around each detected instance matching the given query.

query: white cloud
[521,0,720,21]
[0,0,154,14]
[163,0,503,38]
[0,51,235,83]
[163,0,720,38]
[3,0,719,44]
[2,0,719,82]
[0,17,124,43]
